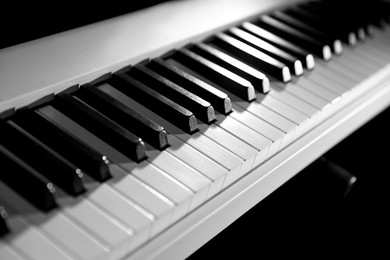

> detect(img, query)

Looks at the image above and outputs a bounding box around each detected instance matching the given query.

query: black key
[75,83,169,150]
[226,27,304,76]
[210,33,291,83]
[110,72,198,133]
[270,10,343,55]
[295,4,358,45]
[10,109,111,182]
[189,43,271,93]
[241,22,315,70]
[171,47,257,101]
[51,93,147,162]
[369,1,390,29]
[0,119,85,195]
[146,58,232,114]
[285,6,357,46]
[0,206,9,237]
[0,145,57,212]
[303,1,367,41]
[127,64,216,124]
[255,15,332,61]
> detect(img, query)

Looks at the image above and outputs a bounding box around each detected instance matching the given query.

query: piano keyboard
[1,0,390,259]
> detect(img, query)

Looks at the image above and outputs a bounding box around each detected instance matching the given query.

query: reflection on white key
[108,164,175,236]
[302,71,349,96]
[215,114,271,168]
[257,93,309,138]
[147,150,211,210]
[184,132,241,188]
[86,183,154,250]
[313,61,357,92]
[274,82,330,111]
[198,123,257,177]
[295,77,341,104]
[131,161,193,222]
[0,242,30,260]
[268,84,320,127]
[0,182,104,260]
[3,215,72,260]
[238,101,297,148]
[166,135,227,199]
[230,104,284,157]
[57,191,134,255]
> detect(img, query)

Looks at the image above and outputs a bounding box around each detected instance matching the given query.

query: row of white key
[1,26,390,260]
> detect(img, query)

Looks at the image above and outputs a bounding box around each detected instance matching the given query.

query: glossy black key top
[211,33,291,82]
[303,1,367,41]
[10,109,111,182]
[51,93,147,162]
[368,1,390,29]
[226,27,304,76]
[127,64,216,124]
[241,22,315,70]
[255,15,332,61]
[285,6,357,46]
[0,145,57,212]
[189,43,271,93]
[0,206,9,237]
[146,58,232,114]
[110,73,198,133]
[171,48,257,101]
[0,119,85,195]
[294,4,357,45]
[270,11,342,55]
[75,83,169,150]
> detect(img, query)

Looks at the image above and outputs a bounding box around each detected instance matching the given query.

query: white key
[236,100,297,148]
[184,74,289,152]
[131,161,193,222]
[0,183,104,260]
[355,41,390,65]
[86,183,154,250]
[295,76,341,104]
[178,132,242,188]
[198,123,258,178]
[230,104,284,157]
[2,214,72,260]
[314,60,359,94]
[358,43,390,66]
[107,165,175,236]
[341,51,382,75]
[0,243,28,260]
[39,105,201,223]
[273,81,330,111]
[269,83,320,123]
[359,44,390,65]
[98,84,243,188]
[366,37,390,61]
[256,93,309,138]
[181,133,241,188]
[40,105,194,225]
[146,150,211,210]
[39,211,108,259]
[214,114,271,167]
[57,191,134,254]
[302,70,349,96]
[336,48,380,75]
[166,134,227,198]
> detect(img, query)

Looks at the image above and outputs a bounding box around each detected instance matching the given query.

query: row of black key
[0,0,389,236]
